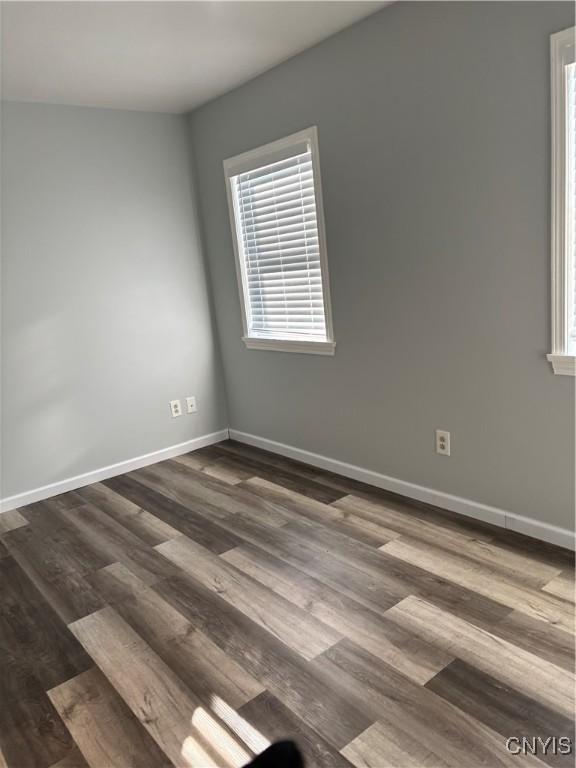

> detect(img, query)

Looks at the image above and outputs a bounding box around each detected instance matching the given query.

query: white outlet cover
[186,396,197,414]
[170,399,182,418]
[435,429,451,456]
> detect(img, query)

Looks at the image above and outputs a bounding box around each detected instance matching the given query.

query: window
[548,27,576,375]
[224,127,335,355]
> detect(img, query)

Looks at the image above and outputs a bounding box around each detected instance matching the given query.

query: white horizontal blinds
[567,62,576,353]
[234,148,327,341]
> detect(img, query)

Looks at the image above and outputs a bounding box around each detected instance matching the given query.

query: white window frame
[548,27,576,375]
[223,127,335,355]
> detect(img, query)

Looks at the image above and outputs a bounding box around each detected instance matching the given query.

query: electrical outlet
[186,396,197,414]
[170,399,182,418]
[435,429,451,456]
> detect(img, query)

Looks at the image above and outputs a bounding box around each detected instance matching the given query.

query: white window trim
[223,126,335,356]
[548,27,575,375]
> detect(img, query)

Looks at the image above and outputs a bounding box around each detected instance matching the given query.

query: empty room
[1,1,575,766]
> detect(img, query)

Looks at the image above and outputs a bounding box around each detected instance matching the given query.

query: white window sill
[547,353,576,375]
[242,337,336,355]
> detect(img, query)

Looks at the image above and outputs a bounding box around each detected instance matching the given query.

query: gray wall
[190,1,575,530]
[1,102,227,498]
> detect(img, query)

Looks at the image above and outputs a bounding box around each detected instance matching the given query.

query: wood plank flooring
[0,439,574,768]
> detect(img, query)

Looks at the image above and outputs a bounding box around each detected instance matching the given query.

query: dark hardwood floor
[0,440,574,768]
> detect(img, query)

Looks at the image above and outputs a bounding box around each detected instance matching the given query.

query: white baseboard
[229,429,575,551]
[3,425,572,551]
[0,429,230,513]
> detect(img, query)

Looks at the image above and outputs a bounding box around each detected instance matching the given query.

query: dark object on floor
[246,740,304,768]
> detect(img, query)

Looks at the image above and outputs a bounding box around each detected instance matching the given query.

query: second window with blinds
[548,27,575,375]
[224,127,335,354]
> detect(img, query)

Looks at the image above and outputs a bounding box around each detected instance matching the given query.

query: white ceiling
[1,1,386,114]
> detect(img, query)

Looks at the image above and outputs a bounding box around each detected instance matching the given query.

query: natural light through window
[548,28,576,374]
[224,127,335,355]
[180,697,269,768]
[567,61,575,356]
